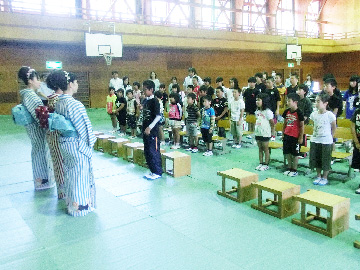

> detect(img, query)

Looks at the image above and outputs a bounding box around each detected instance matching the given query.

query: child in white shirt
[229,88,245,148]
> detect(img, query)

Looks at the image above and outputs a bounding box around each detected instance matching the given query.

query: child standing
[282,93,304,177]
[200,96,216,156]
[275,73,286,108]
[106,87,118,133]
[264,77,281,141]
[126,89,139,139]
[154,91,166,145]
[254,93,274,171]
[343,75,358,119]
[198,85,208,109]
[350,104,360,194]
[115,89,127,135]
[133,82,141,105]
[159,83,169,112]
[310,92,336,186]
[324,78,343,118]
[243,77,259,132]
[213,86,229,138]
[142,80,163,180]
[168,92,183,149]
[185,93,200,153]
[229,89,245,148]
[297,84,313,157]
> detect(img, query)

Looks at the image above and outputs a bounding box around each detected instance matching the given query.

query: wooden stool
[292,189,350,238]
[161,151,191,177]
[93,132,104,150]
[217,168,258,203]
[123,142,144,162]
[355,214,360,249]
[108,138,130,156]
[96,135,115,152]
[251,178,300,219]
[134,147,166,167]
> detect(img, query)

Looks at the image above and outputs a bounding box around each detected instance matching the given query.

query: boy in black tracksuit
[142,80,163,180]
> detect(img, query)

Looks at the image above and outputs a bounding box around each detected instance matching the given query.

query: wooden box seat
[217,168,258,203]
[161,151,191,178]
[251,178,300,219]
[134,147,166,167]
[292,189,350,238]
[355,214,360,249]
[95,135,116,152]
[108,138,130,156]
[123,142,144,162]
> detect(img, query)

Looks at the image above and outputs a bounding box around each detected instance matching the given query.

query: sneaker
[185,147,193,151]
[355,186,360,194]
[231,144,237,148]
[318,178,328,186]
[259,165,269,171]
[144,173,154,179]
[246,135,252,139]
[283,170,291,176]
[289,171,298,177]
[192,147,199,153]
[147,173,162,180]
[235,144,242,149]
[171,145,180,149]
[313,177,322,185]
[255,164,263,170]
[203,151,213,156]
[270,136,276,141]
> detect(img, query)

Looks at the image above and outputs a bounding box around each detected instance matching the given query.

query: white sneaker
[259,165,269,171]
[144,173,153,179]
[255,164,263,170]
[148,173,162,180]
[192,148,199,153]
[288,171,298,177]
[313,177,322,185]
[246,135,252,139]
[203,151,213,156]
[171,145,180,149]
[231,144,237,148]
[355,186,360,194]
[235,144,242,149]
[318,178,328,186]
[270,136,276,141]
[283,170,291,176]
[185,147,193,151]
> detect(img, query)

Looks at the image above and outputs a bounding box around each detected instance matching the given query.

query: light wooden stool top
[253,178,298,193]
[162,151,189,160]
[217,168,257,181]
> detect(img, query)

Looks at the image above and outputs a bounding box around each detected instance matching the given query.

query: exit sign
[288,63,295,68]
[46,61,62,69]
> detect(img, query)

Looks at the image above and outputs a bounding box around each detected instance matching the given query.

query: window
[89,0,136,21]
[306,0,320,37]
[201,0,232,29]
[276,0,294,32]
[151,0,190,26]
[45,0,76,16]
[11,0,42,13]
[242,0,266,32]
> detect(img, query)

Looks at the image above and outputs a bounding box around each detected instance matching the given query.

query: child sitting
[282,93,304,177]
[168,92,183,149]
[254,93,274,171]
[185,93,200,153]
[106,87,118,133]
[126,89,139,139]
[350,103,360,194]
[310,91,336,186]
[229,88,245,149]
[115,89,127,135]
[200,96,216,156]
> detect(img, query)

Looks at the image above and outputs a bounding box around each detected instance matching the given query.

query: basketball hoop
[294,57,302,66]
[103,53,114,66]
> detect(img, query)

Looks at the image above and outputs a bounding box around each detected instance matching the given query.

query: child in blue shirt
[200,96,215,156]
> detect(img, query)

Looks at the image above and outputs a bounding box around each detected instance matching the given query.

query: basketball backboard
[286,44,302,60]
[85,33,122,57]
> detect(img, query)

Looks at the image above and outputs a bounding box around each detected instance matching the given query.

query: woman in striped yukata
[18,66,53,190]
[54,71,96,217]
[44,70,66,199]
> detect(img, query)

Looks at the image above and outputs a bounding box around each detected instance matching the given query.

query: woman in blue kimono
[18,66,52,190]
[54,71,96,217]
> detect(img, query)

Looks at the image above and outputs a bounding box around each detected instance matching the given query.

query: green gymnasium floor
[1,108,359,270]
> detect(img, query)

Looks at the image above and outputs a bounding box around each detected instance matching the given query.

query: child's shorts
[169,120,182,129]
[186,122,198,137]
[127,114,137,129]
[117,113,126,126]
[255,136,271,142]
[351,143,360,169]
[283,134,300,156]
[230,120,243,138]
[309,142,332,171]
[201,128,213,143]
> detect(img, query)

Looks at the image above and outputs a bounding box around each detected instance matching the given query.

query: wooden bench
[251,178,300,219]
[123,142,144,162]
[355,214,360,249]
[161,151,191,178]
[95,135,116,152]
[217,168,258,203]
[108,138,130,156]
[134,147,166,167]
[93,131,104,150]
[292,189,350,238]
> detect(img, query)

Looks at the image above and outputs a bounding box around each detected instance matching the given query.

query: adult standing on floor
[183,67,203,91]
[150,71,161,91]
[54,71,96,217]
[18,66,52,190]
